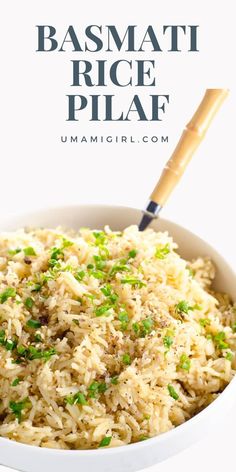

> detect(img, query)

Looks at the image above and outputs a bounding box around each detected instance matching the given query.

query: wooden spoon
[139,89,228,231]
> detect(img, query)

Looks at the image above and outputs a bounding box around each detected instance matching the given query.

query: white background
[1,1,236,471]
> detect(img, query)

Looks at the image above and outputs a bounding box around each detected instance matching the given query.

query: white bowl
[0,205,235,472]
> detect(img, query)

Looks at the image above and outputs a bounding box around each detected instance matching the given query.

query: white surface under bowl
[0,205,235,472]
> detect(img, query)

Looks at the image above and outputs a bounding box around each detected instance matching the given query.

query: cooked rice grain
[0,225,235,449]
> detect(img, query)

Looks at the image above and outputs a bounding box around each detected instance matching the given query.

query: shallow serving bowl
[0,205,235,472]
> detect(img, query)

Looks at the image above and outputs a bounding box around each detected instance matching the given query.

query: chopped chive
[89,270,105,280]
[65,391,87,406]
[48,247,63,268]
[199,318,211,327]
[16,345,56,361]
[93,255,106,270]
[31,283,42,292]
[100,285,112,296]
[175,300,193,315]
[109,262,130,277]
[5,339,17,351]
[122,353,131,365]
[0,330,6,345]
[9,398,31,422]
[93,231,107,246]
[128,249,138,259]
[8,248,21,256]
[61,238,73,249]
[88,381,107,398]
[226,351,233,361]
[118,311,129,330]
[17,345,27,355]
[98,436,112,447]
[11,378,20,387]
[163,335,173,349]
[75,270,85,281]
[155,243,170,259]
[34,333,42,343]
[23,247,36,256]
[214,331,229,350]
[121,278,146,288]
[26,319,42,329]
[25,297,34,309]
[179,354,191,372]
[95,303,113,317]
[132,318,153,337]
[168,384,179,400]
[142,318,153,332]
[110,375,119,385]
[0,287,16,304]
[192,304,202,310]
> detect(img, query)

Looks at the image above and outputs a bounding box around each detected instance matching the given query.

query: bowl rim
[0,203,236,456]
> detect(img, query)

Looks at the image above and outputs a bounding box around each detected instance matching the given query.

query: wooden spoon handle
[150,89,228,206]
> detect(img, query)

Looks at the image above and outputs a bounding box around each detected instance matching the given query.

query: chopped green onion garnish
[121,278,146,288]
[175,300,193,315]
[31,283,42,292]
[61,238,73,249]
[23,247,36,256]
[8,248,21,256]
[128,249,138,259]
[110,375,119,385]
[155,244,170,259]
[100,285,112,296]
[122,353,131,365]
[11,378,20,387]
[214,331,229,350]
[91,270,105,279]
[226,351,233,361]
[88,381,107,398]
[98,436,112,447]
[199,318,211,327]
[5,339,17,351]
[95,304,112,317]
[65,391,87,406]
[132,318,154,337]
[118,311,129,330]
[34,333,42,343]
[168,384,179,400]
[163,335,173,349]
[9,398,31,422]
[26,319,42,329]
[48,247,63,268]
[109,262,130,277]
[0,287,16,304]
[17,345,56,361]
[179,354,191,372]
[25,297,34,309]
[75,270,85,281]
[93,231,107,246]
[93,255,106,270]
[0,331,17,352]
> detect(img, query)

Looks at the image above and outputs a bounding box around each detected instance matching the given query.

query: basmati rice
[0,225,235,450]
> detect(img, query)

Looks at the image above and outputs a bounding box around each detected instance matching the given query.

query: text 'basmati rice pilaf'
[0,225,235,450]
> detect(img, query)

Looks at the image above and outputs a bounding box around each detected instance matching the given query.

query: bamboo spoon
[139,89,229,231]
